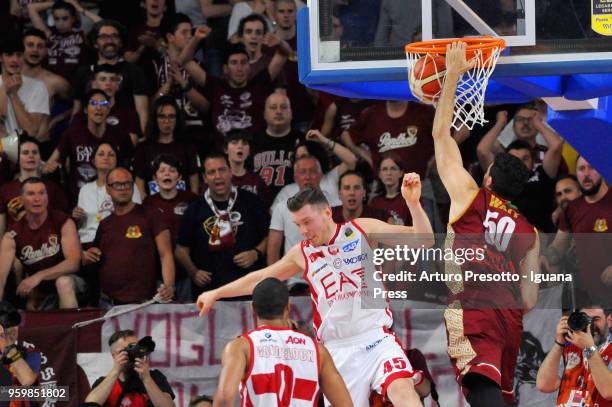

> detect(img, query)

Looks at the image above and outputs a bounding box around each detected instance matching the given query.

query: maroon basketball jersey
[448,188,537,309]
[8,210,70,277]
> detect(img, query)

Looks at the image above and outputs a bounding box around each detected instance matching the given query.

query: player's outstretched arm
[196,245,303,316]
[318,344,354,407]
[431,42,479,217]
[213,337,249,407]
[356,173,434,247]
[520,230,540,312]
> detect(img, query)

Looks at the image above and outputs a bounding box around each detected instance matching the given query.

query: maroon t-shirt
[232,171,273,209]
[73,104,141,138]
[9,210,70,277]
[0,179,69,224]
[46,29,87,80]
[133,140,199,194]
[332,98,372,140]
[558,188,612,302]
[348,102,435,176]
[0,153,13,188]
[142,190,198,247]
[331,205,390,223]
[94,204,168,304]
[203,70,274,137]
[369,194,412,226]
[57,122,134,198]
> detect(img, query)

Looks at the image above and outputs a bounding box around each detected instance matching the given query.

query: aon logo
[285,336,306,345]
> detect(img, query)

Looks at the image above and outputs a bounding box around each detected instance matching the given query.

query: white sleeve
[497,119,516,148]
[269,203,285,231]
[132,184,143,204]
[26,80,50,115]
[227,3,249,39]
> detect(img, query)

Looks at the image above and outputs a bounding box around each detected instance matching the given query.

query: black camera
[567,311,592,332]
[124,336,156,363]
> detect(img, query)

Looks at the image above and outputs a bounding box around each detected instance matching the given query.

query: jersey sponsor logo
[125,225,142,239]
[312,263,330,275]
[343,253,367,265]
[365,338,384,351]
[327,246,339,255]
[377,127,418,153]
[344,227,355,238]
[308,250,325,263]
[342,239,360,252]
[285,336,306,345]
[594,218,608,232]
[333,258,343,269]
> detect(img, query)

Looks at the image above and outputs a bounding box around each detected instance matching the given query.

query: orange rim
[405,36,506,58]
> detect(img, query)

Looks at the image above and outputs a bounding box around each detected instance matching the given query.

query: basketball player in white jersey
[198,173,433,407]
[213,277,352,407]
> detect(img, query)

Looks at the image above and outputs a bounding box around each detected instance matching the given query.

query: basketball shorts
[324,327,422,407]
[444,306,522,404]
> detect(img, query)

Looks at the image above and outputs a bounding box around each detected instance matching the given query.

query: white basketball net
[406,45,503,131]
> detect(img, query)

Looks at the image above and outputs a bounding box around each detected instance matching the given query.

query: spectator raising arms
[27,0,97,80]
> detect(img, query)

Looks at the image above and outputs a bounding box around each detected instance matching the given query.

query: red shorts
[444,306,522,404]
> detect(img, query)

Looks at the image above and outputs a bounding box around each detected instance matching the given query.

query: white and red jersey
[300,220,393,343]
[240,326,320,407]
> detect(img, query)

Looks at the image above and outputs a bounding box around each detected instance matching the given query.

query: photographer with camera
[85,330,175,407]
[536,308,612,404]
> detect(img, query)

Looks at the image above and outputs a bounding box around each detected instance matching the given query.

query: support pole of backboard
[444,0,496,36]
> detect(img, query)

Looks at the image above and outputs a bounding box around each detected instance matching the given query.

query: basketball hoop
[405,36,506,131]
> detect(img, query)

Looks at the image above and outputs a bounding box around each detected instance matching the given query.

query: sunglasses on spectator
[89,100,110,107]
[107,181,133,190]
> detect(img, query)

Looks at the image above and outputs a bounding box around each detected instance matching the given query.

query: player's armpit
[318,344,353,407]
[213,337,250,407]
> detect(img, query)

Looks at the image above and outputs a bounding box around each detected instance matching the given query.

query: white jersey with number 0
[300,220,393,343]
[240,327,320,407]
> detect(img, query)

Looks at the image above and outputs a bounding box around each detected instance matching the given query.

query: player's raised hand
[445,42,476,75]
[401,172,421,206]
[197,290,218,317]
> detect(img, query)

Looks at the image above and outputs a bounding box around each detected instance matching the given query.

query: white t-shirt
[271,167,341,209]
[227,0,306,39]
[0,75,49,136]
[77,181,142,243]
[175,0,207,27]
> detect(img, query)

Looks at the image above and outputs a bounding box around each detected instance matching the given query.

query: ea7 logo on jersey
[343,253,367,265]
[342,239,360,252]
[309,251,325,263]
[285,336,306,345]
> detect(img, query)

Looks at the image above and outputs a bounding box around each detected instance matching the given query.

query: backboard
[298,0,612,91]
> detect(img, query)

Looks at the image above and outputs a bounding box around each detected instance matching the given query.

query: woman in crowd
[72,142,142,247]
[134,96,200,197]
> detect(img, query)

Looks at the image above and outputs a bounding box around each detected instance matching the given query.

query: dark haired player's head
[252,278,290,321]
[287,187,329,213]
[485,153,530,201]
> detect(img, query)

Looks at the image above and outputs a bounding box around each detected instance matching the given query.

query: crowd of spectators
[0,0,609,311]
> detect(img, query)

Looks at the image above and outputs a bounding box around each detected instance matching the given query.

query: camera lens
[567,311,591,332]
